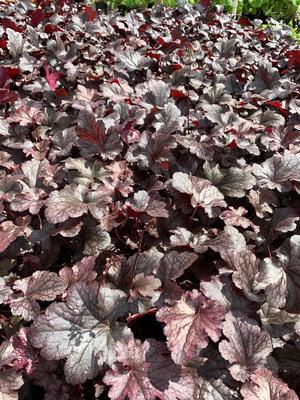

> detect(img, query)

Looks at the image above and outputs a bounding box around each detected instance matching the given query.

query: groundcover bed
[1,0,300,398]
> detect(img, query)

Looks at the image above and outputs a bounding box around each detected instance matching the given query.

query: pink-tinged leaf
[101,81,134,103]
[0,221,23,253]
[248,188,278,219]
[11,327,38,374]
[0,341,23,400]
[10,270,67,321]
[115,121,140,145]
[44,64,64,92]
[254,235,300,313]
[126,191,169,218]
[220,207,259,233]
[103,161,134,198]
[9,103,45,126]
[269,208,299,233]
[172,172,226,216]
[59,256,97,288]
[130,273,161,299]
[241,368,298,400]
[156,290,225,365]
[29,283,132,384]
[0,277,12,304]
[10,190,44,215]
[103,339,163,400]
[52,219,83,238]
[219,312,273,382]
[104,338,194,400]
[45,185,89,224]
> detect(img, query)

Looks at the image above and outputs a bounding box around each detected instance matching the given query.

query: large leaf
[203,162,256,198]
[0,277,12,304]
[241,368,298,400]
[172,172,226,216]
[219,312,273,382]
[10,270,66,321]
[253,154,300,192]
[0,341,23,400]
[156,251,198,284]
[0,221,24,253]
[254,235,300,313]
[156,290,225,365]
[29,282,132,384]
[45,184,110,224]
[103,339,163,400]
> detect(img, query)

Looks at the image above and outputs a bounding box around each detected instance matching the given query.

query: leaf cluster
[0,1,300,399]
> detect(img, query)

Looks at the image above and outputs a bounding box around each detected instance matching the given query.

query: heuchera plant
[0,0,300,399]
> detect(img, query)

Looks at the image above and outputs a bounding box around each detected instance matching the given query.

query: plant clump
[0,0,300,399]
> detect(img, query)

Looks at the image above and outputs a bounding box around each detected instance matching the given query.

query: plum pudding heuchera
[0,0,300,399]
